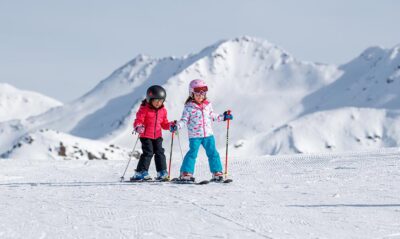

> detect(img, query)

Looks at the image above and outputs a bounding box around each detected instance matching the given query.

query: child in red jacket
[130,85,171,181]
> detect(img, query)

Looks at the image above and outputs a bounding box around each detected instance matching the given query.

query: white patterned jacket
[176,100,224,138]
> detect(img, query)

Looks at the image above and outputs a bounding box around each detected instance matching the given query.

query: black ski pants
[136,137,167,172]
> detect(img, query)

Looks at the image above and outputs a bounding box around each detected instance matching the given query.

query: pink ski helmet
[189,79,208,95]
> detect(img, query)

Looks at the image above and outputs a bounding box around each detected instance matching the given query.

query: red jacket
[133,102,170,139]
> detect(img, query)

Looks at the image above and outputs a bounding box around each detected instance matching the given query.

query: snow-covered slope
[0,83,62,122]
[2,37,400,158]
[1,149,399,238]
[253,45,400,155]
[23,37,340,151]
[302,45,400,113]
[1,129,133,161]
[0,120,28,156]
[253,107,400,155]
[25,54,157,139]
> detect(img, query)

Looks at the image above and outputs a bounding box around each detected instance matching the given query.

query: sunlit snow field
[1,148,399,239]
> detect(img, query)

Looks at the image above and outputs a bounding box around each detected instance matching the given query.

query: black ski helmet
[146,85,166,103]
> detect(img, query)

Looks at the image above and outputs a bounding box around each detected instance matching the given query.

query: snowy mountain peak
[301,43,400,117]
[1,128,132,160]
[196,36,294,67]
[0,82,16,91]
[359,46,387,61]
[217,36,280,51]
[2,37,400,158]
[357,45,400,67]
[389,45,400,60]
[0,83,62,122]
[94,53,156,88]
[3,37,341,155]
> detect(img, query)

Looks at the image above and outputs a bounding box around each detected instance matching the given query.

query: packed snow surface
[1,148,399,238]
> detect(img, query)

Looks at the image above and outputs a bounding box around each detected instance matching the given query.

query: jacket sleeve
[208,103,224,122]
[161,108,170,130]
[176,104,191,129]
[133,105,146,128]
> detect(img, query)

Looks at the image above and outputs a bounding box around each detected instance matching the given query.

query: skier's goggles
[193,86,208,93]
[193,91,207,96]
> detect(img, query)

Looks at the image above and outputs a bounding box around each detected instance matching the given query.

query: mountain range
[1,36,400,159]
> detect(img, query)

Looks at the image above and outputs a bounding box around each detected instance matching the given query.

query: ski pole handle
[226,110,231,128]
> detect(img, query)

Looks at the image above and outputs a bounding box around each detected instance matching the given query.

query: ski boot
[178,172,195,182]
[130,170,152,181]
[156,170,169,181]
[210,172,224,182]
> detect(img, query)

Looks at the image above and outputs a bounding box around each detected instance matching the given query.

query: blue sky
[1,0,399,102]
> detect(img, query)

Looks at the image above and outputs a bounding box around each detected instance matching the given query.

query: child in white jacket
[170,79,233,181]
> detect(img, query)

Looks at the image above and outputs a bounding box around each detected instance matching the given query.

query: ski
[123,178,169,183]
[210,178,233,184]
[196,180,210,185]
[170,177,209,185]
[223,179,233,183]
[122,178,232,184]
[172,178,232,185]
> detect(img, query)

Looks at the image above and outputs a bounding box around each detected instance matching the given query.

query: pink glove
[135,125,145,134]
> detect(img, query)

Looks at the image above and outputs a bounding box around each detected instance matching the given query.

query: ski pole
[168,131,175,180]
[224,110,231,179]
[120,134,140,182]
[177,132,184,161]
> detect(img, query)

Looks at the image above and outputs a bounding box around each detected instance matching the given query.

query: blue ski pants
[180,136,223,174]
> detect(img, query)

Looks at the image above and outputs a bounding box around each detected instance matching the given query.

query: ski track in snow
[1,149,400,238]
